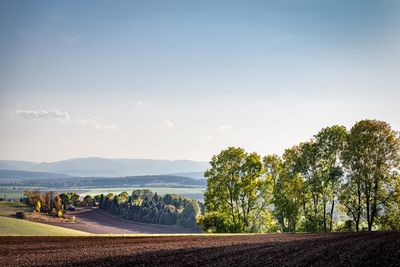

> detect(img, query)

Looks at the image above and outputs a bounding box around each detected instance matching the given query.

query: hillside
[0,216,90,236]
[0,170,76,180]
[0,158,209,177]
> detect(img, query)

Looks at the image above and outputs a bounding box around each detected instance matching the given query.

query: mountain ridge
[0,157,209,178]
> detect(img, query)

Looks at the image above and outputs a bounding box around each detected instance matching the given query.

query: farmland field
[0,216,90,236]
[47,208,201,234]
[1,232,399,266]
[0,186,205,201]
[0,201,31,216]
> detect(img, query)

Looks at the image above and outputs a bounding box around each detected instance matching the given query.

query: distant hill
[0,157,209,177]
[0,169,76,180]
[167,172,205,180]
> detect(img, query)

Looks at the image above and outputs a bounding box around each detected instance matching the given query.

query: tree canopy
[200,119,400,233]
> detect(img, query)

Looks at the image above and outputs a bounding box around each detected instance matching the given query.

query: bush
[57,210,63,218]
[15,211,26,219]
[34,201,41,213]
[180,201,200,229]
[197,211,235,233]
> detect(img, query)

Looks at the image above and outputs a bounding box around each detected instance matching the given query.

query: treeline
[200,119,400,233]
[98,189,203,229]
[23,191,97,217]
[22,189,203,229]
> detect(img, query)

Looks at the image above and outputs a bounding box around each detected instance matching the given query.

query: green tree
[83,195,94,207]
[204,147,267,232]
[264,148,304,232]
[343,119,400,231]
[197,211,232,233]
[313,125,348,231]
[295,141,321,231]
[293,126,347,232]
[59,192,81,207]
[180,201,201,228]
[379,175,400,230]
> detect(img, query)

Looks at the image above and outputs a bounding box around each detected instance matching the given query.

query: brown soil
[25,212,73,224]
[43,208,200,234]
[1,232,399,266]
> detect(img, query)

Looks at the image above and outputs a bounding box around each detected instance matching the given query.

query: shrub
[34,201,41,213]
[15,211,26,219]
[197,211,234,233]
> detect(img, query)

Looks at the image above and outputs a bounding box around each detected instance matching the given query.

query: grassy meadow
[0,201,31,216]
[0,216,90,236]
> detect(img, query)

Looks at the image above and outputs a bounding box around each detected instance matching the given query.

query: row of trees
[23,189,202,229]
[24,190,64,217]
[98,189,203,229]
[201,119,400,233]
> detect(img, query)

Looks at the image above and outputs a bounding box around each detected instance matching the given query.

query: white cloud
[195,133,213,142]
[60,139,69,144]
[76,118,118,131]
[136,100,144,105]
[16,109,70,121]
[163,120,174,127]
[218,125,232,131]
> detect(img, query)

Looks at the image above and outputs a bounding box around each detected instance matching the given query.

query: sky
[0,0,399,162]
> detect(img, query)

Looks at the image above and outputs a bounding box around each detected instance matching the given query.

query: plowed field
[1,232,399,266]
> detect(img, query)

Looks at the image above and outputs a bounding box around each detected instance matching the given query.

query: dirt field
[1,232,399,266]
[47,208,200,234]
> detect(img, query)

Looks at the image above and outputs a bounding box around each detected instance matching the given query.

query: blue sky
[0,0,399,162]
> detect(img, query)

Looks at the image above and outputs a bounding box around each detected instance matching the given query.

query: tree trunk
[370,175,379,232]
[356,184,362,232]
[302,195,308,232]
[365,182,371,231]
[329,199,335,231]
[323,198,327,232]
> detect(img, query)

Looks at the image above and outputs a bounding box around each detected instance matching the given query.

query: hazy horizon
[0,156,209,164]
[1,0,400,162]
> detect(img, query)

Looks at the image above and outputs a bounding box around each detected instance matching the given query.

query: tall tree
[314,125,348,231]
[296,126,348,232]
[343,119,400,231]
[204,147,267,232]
[295,141,321,231]
[379,175,400,230]
[265,147,304,232]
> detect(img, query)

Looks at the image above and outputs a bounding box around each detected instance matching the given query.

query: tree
[204,147,267,232]
[83,195,94,207]
[340,175,363,231]
[278,147,305,232]
[294,126,348,232]
[24,190,42,206]
[263,154,295,232]
[34,200,41,213]
[313,125,348,231]
[180,201,201,228]
[295,141,321,231]
[379,175,400,230]
[59,192,81,207]
[343,119,400,231]
[197,211,232,233]
[43,191,58,213]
